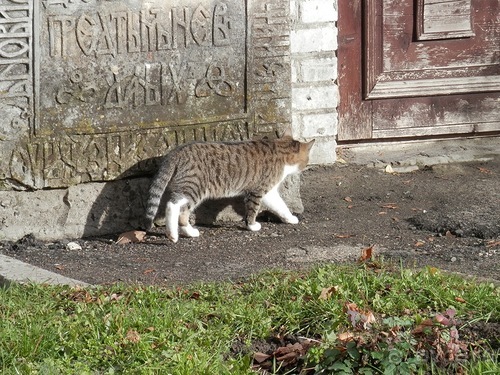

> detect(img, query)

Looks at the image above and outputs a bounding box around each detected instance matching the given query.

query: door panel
[338,0,500,141]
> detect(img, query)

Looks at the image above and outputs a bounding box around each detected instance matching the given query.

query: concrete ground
[1,136,499,286]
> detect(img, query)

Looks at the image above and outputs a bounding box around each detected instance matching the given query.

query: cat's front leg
[178,206,200,238]
[262,188,299,224]
[165,197,189,242]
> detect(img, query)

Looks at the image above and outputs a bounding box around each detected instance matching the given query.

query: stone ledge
[0,175,303,241]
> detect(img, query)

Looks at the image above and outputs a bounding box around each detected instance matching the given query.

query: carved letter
[96,12,116,57]
[105,71,124,108]
[172,7,190,48]
[76,13,98,56]
[48,16,75,57]
[191,5,212,46]
[127,11,141,53]
[111,11,128,54]
[166,61,188,104]
[213,3,230,46]
[144,63,161,106]
[141,8,159,52]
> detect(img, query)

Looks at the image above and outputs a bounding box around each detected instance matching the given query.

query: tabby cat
[144,136,315,242]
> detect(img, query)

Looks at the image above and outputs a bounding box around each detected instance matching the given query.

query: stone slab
[0,174,303,241]
[1,0,292,190]
[0,253,88,286]
[339,137,500,170]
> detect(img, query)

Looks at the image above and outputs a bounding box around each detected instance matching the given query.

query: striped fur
[144,136,315,242]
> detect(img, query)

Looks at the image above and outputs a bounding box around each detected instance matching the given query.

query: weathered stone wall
[1,0,292,191]
[290,0,338,164]
[0,0,338,240]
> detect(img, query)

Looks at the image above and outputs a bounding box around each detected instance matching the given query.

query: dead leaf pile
[412,308,468,364]
[344,302,377,330]
[251,336,317,373]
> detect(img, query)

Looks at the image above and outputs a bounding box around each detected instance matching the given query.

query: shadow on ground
[1,159,499,285]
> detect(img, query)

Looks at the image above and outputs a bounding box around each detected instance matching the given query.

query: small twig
[32,334,44,356]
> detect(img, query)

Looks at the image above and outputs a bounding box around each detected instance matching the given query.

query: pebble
[66,241,82,251]
[451,257,457,262]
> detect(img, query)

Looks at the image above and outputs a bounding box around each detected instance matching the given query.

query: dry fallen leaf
[338,332,355,342]
[344,302,376,330]
[455,297,466,303]
[478,167,492,174]
[428,266,440,275]
[274,342,303,363]
[358,245,374,262]
[116,230,146,244]
[253,352,271,364]
[143,269,156,275]
[412,318,435,335]
[126,329,141,343]
[319,286,340,300]
[381,203,398,209]
[334,233,355,238]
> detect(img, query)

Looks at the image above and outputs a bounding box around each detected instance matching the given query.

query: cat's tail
[143,157,176,230]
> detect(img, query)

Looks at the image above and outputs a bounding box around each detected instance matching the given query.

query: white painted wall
[290,0,338,164]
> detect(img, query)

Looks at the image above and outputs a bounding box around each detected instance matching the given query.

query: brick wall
[290,0,338,164]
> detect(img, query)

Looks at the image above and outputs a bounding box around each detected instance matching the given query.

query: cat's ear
[281,126,293,138]
[303,139,315,152]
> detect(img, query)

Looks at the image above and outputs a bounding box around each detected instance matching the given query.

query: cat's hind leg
[262,187,299,224]
[178,205,200,238]
[165,197,189,242]
[244,192,263,231]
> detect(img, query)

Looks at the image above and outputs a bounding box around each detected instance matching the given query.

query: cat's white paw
[286,215,299,224]
[167,233,179,243]
[247,222,262,231]
[180,225,200,238]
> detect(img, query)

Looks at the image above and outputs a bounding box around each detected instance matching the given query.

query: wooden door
[338,0,500,141]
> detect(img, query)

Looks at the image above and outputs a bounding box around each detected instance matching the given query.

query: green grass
[0,263,498,374]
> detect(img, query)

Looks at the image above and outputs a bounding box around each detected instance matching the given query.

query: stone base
[0,175,303,241]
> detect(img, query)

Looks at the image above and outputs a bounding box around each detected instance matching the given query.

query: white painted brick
[292,113,302,136]
[300,0,338,23]
[300,57,337,82]
[301,112,338,138]
[309,137,337,165]
[292,85,339,111]
[290,26,337,53]
[290,0,298,19]
[291,61,300,83]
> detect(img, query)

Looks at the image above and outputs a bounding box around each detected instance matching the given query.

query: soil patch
[1,159,499,285]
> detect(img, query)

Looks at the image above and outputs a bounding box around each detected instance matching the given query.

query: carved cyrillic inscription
[100,61,234,109]
[1,0,292,189]
[38,0,245,133]
[252,2,290,134]
[47,5,231,58]
[10,121,252,188]
[0,0,33,141]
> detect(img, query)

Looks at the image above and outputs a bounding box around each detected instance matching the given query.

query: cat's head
[279,136,315,171]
